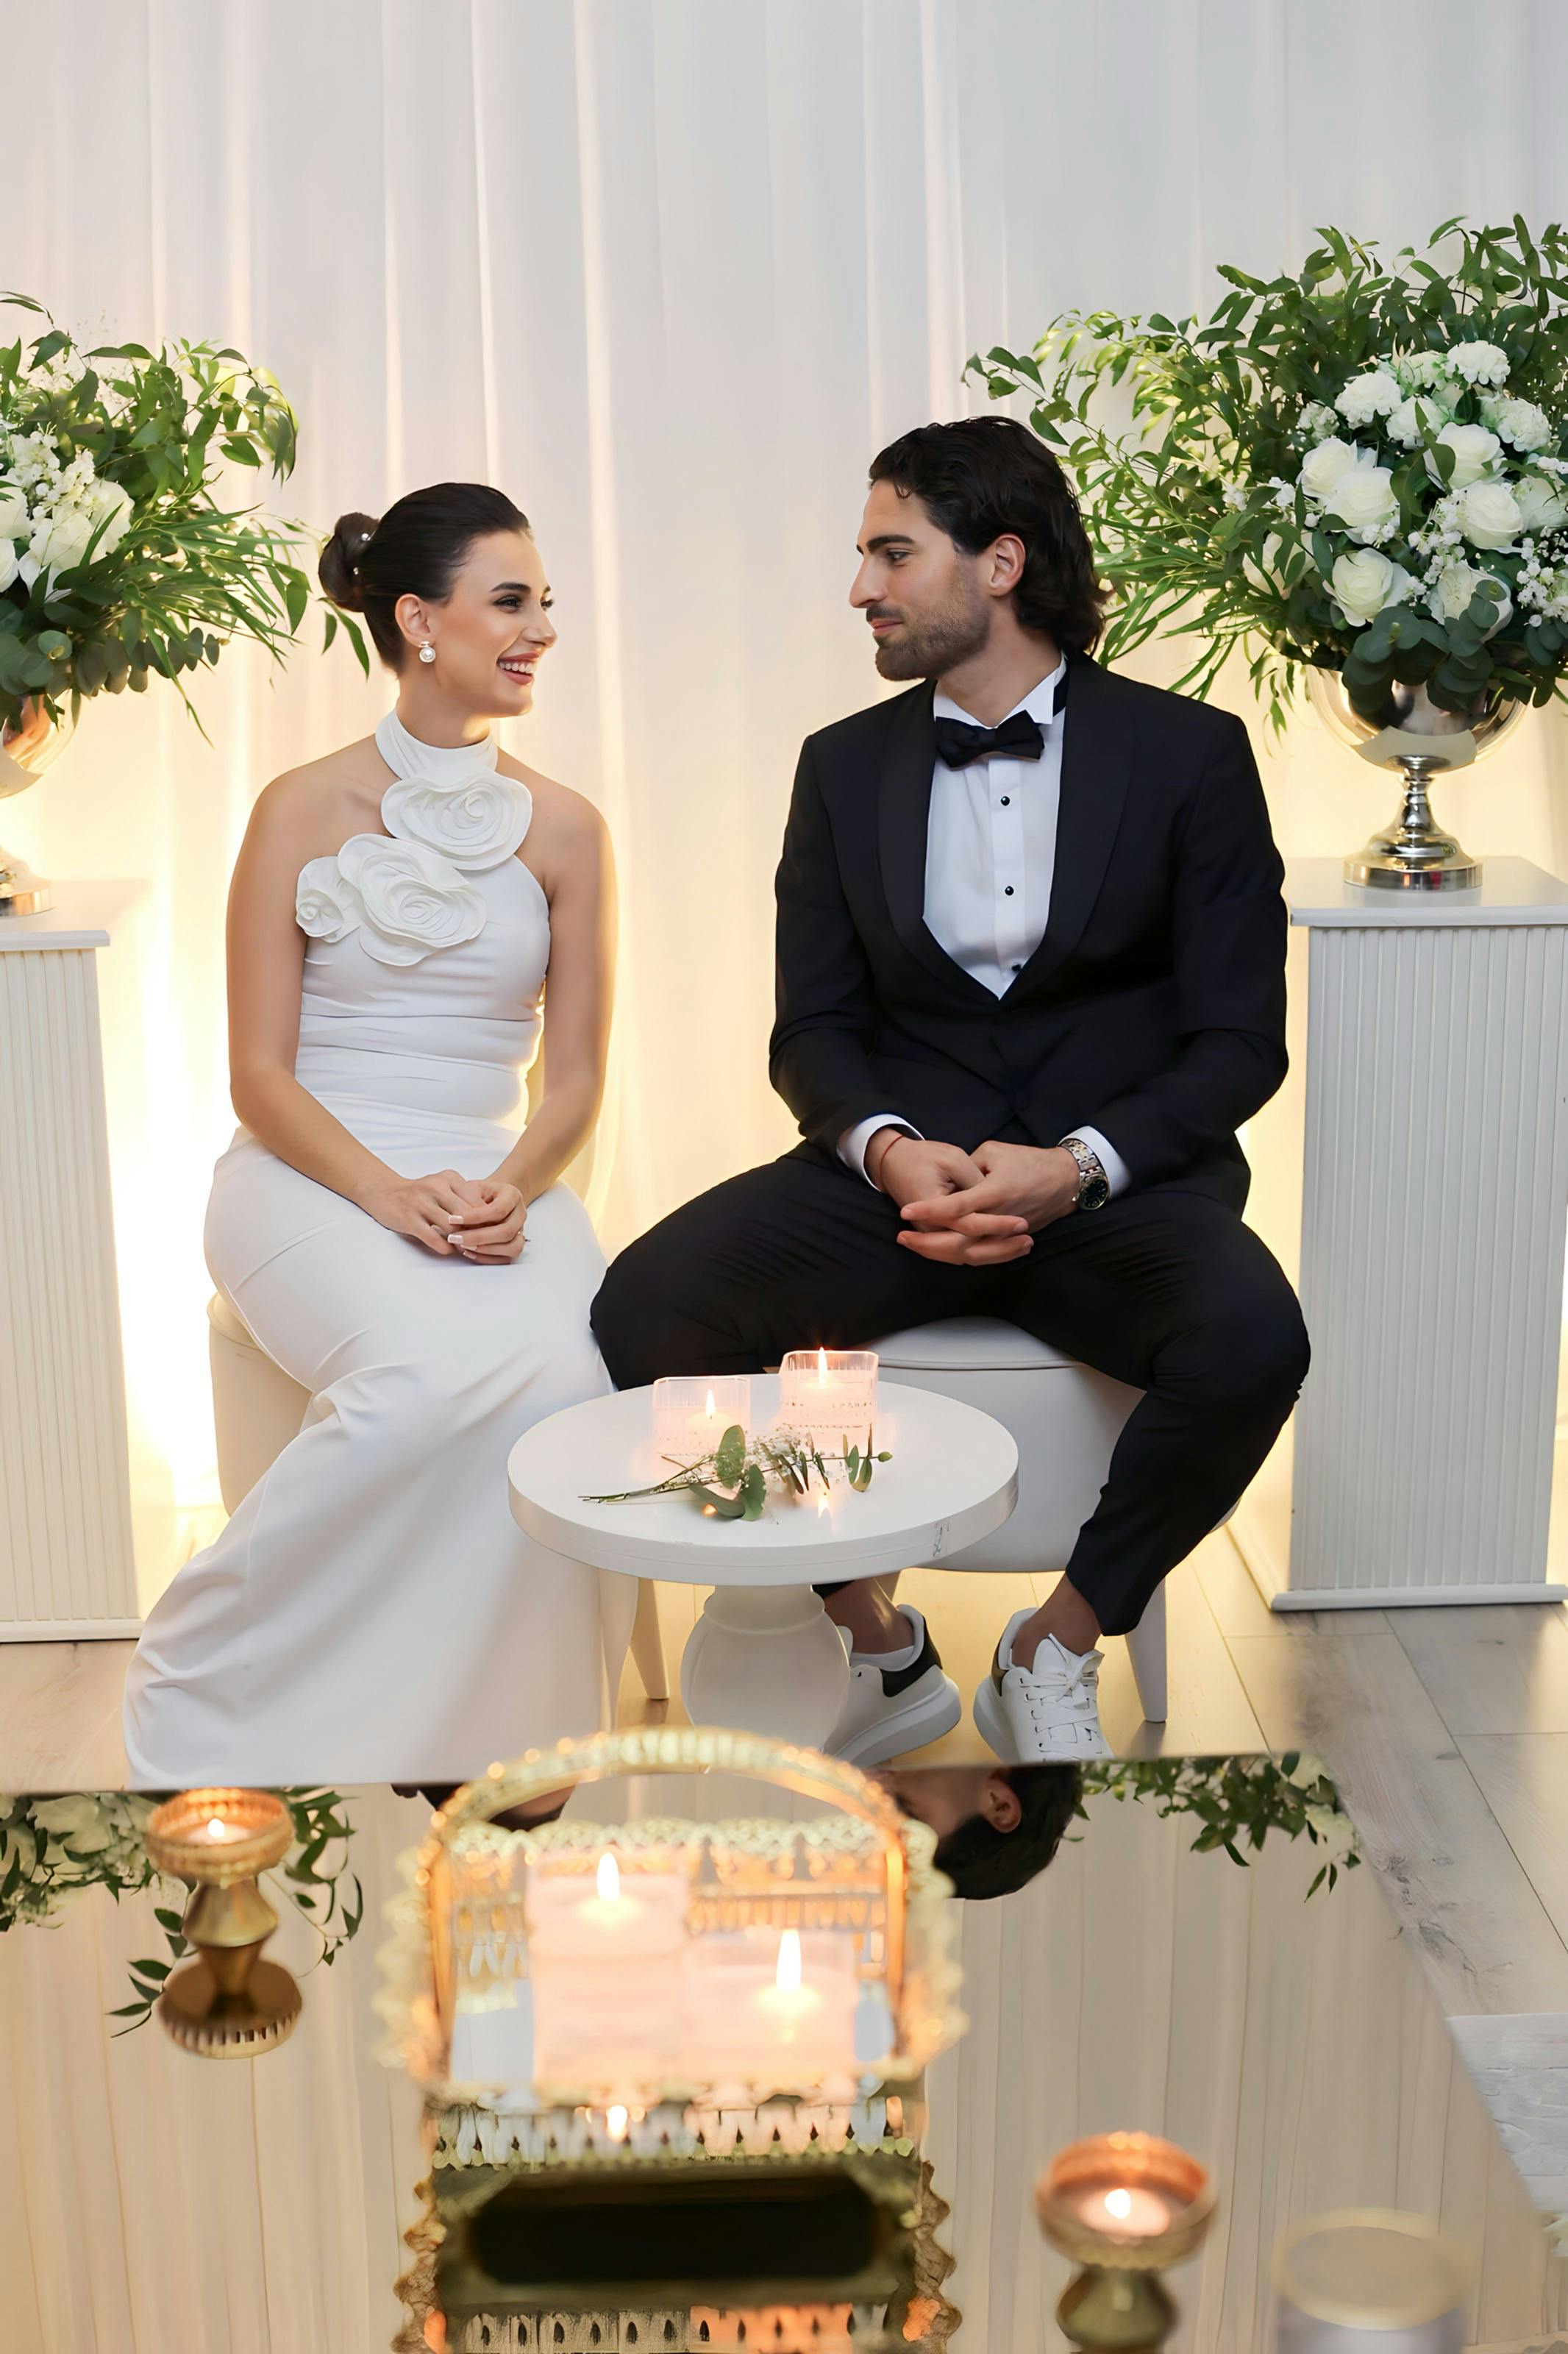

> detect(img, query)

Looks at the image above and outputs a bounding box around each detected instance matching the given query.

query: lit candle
[650,1375,752,1462]
[777,1348,878,1451]
[526,1852,689,1956]
[525,1854,692,2094]
[1070,2182,1173,2239]
[200,1814,249,1847]
[688,1924,860,2089]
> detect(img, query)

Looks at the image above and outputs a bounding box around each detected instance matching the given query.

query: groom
[592,416,1308,1762]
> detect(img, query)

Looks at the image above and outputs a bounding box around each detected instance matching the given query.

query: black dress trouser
[590,1146,1310,1638]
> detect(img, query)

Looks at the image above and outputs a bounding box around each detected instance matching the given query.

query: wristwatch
[1058,1134,1111,1212]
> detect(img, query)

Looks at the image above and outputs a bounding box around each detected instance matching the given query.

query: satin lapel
[1012,651,1133,995]
[876,682,994,1003]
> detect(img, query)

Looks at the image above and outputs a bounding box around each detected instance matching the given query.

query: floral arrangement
[969,217,1568,731]
[1079,1752,1361,1898]
[0,1788,363,2030]
[0,292,366,736]
[585,1423,890,1520]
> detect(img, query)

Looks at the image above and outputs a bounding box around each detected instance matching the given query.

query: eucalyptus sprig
[969,216,1568,733]
[0,293,366,736]
[1077,1752,1361,1898]
[585,1423,892,1523]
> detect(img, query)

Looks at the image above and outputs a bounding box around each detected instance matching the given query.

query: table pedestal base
[680,1585,850,1749]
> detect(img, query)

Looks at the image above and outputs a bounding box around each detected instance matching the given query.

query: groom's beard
[871,577,991,681]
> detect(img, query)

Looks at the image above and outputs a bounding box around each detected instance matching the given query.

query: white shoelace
[1012,1647,1101,1737]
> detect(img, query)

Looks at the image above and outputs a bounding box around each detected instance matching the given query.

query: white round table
[507,1376,1019,1748]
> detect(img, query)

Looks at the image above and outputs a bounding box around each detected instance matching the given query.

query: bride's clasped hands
[359,1165,528,1261]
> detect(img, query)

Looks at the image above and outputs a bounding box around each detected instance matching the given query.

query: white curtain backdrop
[9,0,1568,1590]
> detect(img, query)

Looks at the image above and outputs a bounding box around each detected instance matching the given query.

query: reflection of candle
[688,1924,860,2088]
[755,1930,820,2044]
[526,1855,691,2094]
[1070,2182,1172,2238]
[202,1815,249,1846]
[527,1853,688,1956]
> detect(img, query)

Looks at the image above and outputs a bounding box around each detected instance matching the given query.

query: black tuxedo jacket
[768,650,1288,1213]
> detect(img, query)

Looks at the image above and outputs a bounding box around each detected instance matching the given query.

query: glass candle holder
[1036,2133,1214,2351]
[777,1349,879,1451]
[1272,2211,1470,2352]
[651,1376,752,1463]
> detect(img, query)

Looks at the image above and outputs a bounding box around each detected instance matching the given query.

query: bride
[122,483,631,1786]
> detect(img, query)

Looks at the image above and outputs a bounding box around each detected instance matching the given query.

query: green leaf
[714,1424,746,1487]
[693,1483,747,1519]
[740,1464,766,1521]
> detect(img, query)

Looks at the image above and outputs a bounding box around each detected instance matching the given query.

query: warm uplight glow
[816,1346,828,1380]
[776,1927,802,1993]
[1105,2187,1133,2222]
[596,1852,619,1904]
[705,1387,716,1418]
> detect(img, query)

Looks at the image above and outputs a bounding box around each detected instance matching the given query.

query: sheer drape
[9,0,1568,1553]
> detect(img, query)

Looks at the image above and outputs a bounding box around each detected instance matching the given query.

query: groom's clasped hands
[868,1134,1080,1266]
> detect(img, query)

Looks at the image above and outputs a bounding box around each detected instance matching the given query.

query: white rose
[1455,478,1522,550]
[1425,422,1503,490]
[379,772,532,870]
[1447,339,1510,388]
[1241,531,1289,595]
[0,541,16,594]
[1516,474,1568,534]
[333,833,486,967]
[1299,436,1360,502]
[1430,559,1513,635]
[1386,395,1443,449]
[29,1796,114,1854]
[1322,462,1400,541]
[295,857,365,943]
[1330,549,1414,625]
[85,477,134,557]
[1334,369,1403,428]
[1490,397,1553,452]
[0,483,27,539]
[28,508,93,579]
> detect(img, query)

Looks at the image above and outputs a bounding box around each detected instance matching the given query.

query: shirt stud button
[1004,884,1015,896]
[1000,794,1011,806]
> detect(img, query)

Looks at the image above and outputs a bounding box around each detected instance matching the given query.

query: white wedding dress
[122,711,631,1788]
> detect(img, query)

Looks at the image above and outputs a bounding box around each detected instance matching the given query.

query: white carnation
[1330,548,1414,625]
[1299,437,1360,502]
[1294,401,1338,441]
[1334,369,1404,428]
[1386,394,1443,449]
[1455,477,1522,550]
[1425,422,1503,491]
[1447,340,1510,388]
[1491,397,1553,452]
[1400,349,1450,390]
[1322,461,1400,542]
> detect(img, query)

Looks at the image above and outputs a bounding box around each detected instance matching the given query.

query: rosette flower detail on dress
[327,833,488,967]
[295,858,365,944]
[379,769,532,870]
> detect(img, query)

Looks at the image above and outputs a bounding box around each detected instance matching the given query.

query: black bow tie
[932,708,1046,769]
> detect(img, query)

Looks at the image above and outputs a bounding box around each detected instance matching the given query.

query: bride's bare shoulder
[244,736,388,855]
[499,749,609,853]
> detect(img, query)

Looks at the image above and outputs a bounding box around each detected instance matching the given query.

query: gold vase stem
[1058,2263,1177,2351]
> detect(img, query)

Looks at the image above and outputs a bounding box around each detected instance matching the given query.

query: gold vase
[1305,666,1525,893]
[0,694,74,916]
[144,1788,302,2057]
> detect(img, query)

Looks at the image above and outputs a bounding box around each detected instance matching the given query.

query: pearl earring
[418,644,436,665]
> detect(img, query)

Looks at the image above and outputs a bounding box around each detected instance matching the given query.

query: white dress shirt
[838,656,1130,1195]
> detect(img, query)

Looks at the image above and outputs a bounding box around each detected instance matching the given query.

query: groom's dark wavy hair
[319,483,532,671]
[932,1764,1082,1901]
[869,418,1110,653]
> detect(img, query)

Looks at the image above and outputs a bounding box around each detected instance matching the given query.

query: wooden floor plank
[1099,1553,1266,1759]
[1458,1732,1568,1952]
[0,1641,133,1790]
[1225,1629,1568,2018]
[1394,1606,1568,1739]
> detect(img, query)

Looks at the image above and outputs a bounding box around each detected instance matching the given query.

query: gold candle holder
[1035,2133,1215,2353]
[143,1788,301,2057]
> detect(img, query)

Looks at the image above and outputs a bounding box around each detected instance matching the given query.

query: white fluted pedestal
[0,890,140,1635]
[1235,856,1568,1610]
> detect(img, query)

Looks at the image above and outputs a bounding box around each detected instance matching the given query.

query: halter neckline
[375,707,499,783]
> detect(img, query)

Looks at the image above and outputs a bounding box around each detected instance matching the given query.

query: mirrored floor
[0,1757,1558,2352]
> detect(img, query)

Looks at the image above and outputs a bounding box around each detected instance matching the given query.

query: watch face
[1080,1173,1111,1211]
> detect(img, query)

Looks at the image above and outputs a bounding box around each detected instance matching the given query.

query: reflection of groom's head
[874,1764,1081,1900]
[851,416,1108,685]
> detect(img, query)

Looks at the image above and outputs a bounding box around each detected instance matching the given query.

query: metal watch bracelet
[1058,1133,1110,1212]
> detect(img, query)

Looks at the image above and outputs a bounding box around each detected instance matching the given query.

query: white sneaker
[973,1610,1113,1761]
[823,1607,962,1767]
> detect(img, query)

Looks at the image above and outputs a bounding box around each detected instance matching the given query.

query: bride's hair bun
[318,511,380,612]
